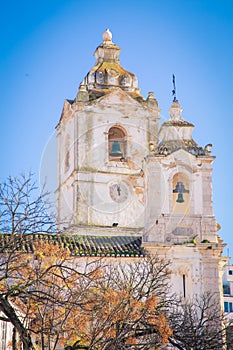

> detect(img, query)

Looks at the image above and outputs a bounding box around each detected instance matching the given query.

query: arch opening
[172,173,190,214]
[108,126,127,161]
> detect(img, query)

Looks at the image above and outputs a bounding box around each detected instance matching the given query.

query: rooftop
[0,234,144,257]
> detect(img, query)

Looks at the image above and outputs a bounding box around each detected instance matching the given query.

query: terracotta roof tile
[0,234,144,257]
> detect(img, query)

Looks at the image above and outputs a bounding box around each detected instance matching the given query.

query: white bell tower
[56,30,160,233]
[143,96,225,297]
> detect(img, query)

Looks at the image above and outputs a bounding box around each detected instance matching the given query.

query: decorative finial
[146,91,158,109]
[172,74,178,102]
[102,29,112,42]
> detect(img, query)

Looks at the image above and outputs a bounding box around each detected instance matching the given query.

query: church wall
[143,243,225,302]
[56,109,77,227]
[201,166,214,216]
[57,177,75,227]
[57,114,75,184]
[193,171,203,214]
[75,101,152,172]
[61,91,157,228]
[143,149,218,245]
[54,29,226,322]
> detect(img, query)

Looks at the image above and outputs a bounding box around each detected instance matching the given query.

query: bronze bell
[176,193,184,203]
[110,141,123,157]
[173,181,189,203]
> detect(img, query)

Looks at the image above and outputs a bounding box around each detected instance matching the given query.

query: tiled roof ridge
[0,233,144,258]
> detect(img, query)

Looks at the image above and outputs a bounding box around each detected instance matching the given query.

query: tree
[66,256,172,350]
[0,174,172,350]
[168,292,225,350]
[0,172,56,235]
[0,236,172,350]
[15,241,104,350]
[226,322,233,350]
[0,172,55,349]
[0,236,104,350]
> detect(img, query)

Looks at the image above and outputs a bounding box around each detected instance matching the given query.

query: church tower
[56,29,159,232]
[143,95,226,296]
[56,30,226,299]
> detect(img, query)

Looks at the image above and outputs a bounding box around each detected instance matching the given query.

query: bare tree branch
[0,172,56,235]
[168,292,226,350]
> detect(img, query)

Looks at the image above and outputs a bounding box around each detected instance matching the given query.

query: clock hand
[117,185,121,196]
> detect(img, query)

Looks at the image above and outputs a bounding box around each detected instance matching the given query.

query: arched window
[108,126,127,161]
[172,173,190,214]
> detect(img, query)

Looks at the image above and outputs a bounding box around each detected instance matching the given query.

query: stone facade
[56,29,226,302]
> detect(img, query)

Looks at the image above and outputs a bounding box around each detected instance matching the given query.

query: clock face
[109,182,129,203]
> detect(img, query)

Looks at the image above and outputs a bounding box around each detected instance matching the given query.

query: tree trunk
[0,296,35,350]
[12,327,17,350]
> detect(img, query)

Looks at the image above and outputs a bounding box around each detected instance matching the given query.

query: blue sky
[0,0,233,258]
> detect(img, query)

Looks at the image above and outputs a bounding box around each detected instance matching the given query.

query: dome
[78,30,142,101]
